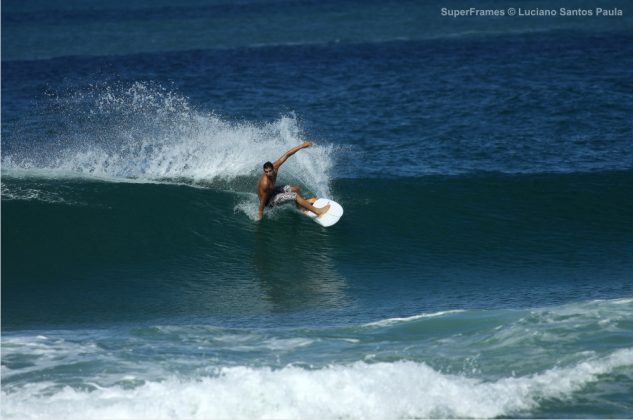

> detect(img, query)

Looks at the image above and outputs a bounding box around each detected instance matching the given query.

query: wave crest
[3,349,632,419]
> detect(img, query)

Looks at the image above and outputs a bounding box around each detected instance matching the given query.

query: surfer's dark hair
[263,162,273,170]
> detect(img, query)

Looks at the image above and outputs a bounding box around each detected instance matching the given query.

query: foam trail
[2,348,632,419]
[2,82,333,197]
[0,182,70,205]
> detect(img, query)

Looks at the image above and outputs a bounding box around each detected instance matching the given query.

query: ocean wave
[358,298,633,339]
[3,298,632,418]
[2,348,632,419]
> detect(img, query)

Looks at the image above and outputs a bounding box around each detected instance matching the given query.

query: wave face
[2,299,633,419]
[3,169,633,328]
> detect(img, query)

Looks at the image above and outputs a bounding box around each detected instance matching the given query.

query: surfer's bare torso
[257,168,278,205]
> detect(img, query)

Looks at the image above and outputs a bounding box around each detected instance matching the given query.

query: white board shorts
[267,185,297,207]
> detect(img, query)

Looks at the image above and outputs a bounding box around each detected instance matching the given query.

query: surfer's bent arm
[273,141,313,170]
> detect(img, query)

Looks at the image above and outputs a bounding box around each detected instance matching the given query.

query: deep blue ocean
[2,0,633,418]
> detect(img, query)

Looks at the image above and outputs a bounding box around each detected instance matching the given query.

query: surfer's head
[263,161,274,178]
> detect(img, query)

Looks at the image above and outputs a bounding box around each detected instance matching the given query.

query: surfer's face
[264,168,274,179]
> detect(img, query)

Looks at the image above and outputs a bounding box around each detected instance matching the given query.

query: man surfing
[257,141,330,221]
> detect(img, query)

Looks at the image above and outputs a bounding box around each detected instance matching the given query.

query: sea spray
[2,82,334,197]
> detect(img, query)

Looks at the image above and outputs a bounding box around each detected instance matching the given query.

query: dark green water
[4,170,632,329]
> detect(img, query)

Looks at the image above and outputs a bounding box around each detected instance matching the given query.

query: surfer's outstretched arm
[273,141,313,170]
[257,200,266,221]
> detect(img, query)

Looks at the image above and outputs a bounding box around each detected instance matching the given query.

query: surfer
[257,141,330,221]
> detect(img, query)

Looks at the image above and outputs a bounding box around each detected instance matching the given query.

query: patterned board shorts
[268,185,297,207]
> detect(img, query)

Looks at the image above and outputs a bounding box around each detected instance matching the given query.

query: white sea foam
[601,297,633,305]
[1,336,105,381]
[363,310,466,327]
[3,83,334,197]
[2,348,632,419]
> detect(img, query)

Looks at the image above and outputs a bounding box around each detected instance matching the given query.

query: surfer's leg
[290,186,302,210]
[296,194,330,216]
[290,186,317,209]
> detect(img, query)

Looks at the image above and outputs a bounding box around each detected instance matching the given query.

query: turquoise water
[2,0,633,418]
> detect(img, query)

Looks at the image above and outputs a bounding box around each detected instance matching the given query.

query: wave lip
[3,348,632,419]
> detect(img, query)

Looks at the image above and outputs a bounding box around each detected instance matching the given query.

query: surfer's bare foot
[316,203,330,217]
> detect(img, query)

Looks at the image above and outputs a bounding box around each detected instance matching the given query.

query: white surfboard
[303,198,344,227]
